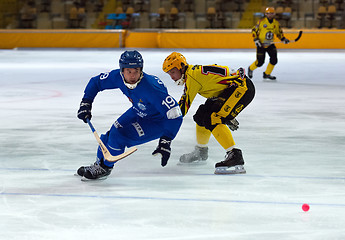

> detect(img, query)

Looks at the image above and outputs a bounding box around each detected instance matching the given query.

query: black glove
[281,37,290,44]
[235,67,245,80]
[77,98,92,123]
[152,136,172,167]
[223,118,239,131]
[254,39,262,47]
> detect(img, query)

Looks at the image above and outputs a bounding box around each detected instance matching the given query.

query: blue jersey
[82,69,183,140]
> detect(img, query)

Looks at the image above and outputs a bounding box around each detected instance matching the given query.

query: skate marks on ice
[1,165,345,208]
[1,49,345,239]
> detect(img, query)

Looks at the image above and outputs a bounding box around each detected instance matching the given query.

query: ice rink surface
[0,48,345,240]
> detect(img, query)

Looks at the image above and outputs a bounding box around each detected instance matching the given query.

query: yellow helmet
[265,7,275,14]
[162,52,187,73]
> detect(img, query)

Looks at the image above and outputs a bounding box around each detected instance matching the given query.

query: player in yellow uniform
[162,52,255,174]
[248,7,289,80]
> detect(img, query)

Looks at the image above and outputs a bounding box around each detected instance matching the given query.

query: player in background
[248,7,289,80]
[77,50,183,180]
[162,52,255,174]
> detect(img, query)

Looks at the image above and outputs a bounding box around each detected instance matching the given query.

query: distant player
[248,7,289,80]
[162,52,255,174]
[77,50,183,180]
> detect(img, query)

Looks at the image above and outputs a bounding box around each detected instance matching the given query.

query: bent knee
[256,61,264,67]
[270,58,278,65]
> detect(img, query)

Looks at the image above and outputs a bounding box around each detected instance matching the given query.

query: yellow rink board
[1,29,345,49]
[125,30,159,48]
[155,29,345,49]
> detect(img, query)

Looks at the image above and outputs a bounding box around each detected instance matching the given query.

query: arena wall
[1,29,344,49]
[0,29,125,49]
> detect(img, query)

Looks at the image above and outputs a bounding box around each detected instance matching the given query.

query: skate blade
[263,78,277,82]
[214,165,246,175]
[177,160,207,166]
[81,176,109,181]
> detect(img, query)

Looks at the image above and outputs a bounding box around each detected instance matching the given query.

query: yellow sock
[211,124,235,150]
[249,61,258,71]
[265,63,275,75]
[196,124,211,146]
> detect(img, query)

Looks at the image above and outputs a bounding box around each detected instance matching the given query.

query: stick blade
[293,31,303,42]
[104,147,137,162]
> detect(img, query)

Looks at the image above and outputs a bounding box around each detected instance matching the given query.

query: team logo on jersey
[235,91,242,98]
[235,104,243,113]
[263,24,267,28]
[137,102,146,111]
[224,105,231,112]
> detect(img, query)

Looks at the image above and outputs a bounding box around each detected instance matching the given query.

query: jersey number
[100,72,109,80]
[162,96,175,109]
[201,66,227,77]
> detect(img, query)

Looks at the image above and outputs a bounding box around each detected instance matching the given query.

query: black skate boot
[263,72,276,81]
[214,148,246,174]
[77,158,113,180]
[178,146,208,165]
[247,67,253,79]
[77,165,87,177]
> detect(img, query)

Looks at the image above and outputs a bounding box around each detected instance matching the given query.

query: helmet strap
[120,71,143,89]
[175,65,187,85]
[175,73,185,86]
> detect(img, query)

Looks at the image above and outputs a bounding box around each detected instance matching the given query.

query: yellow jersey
[252,17,285,47]
[179,64,244,116]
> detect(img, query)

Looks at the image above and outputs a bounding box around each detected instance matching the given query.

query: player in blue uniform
[76,50,183,180]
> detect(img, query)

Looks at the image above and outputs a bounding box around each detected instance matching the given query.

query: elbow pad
[166,106,182,119]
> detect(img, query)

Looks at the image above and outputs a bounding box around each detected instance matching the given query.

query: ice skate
[247,67,253,79]
[178,146,208,165]
[77,158,113,181]
[214,148,246,174]
[263,72,276,81]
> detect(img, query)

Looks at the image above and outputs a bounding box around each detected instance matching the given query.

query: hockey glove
[281,37,290,44]
[152,136,172,167]
[77,98,92,123]
[254,39,262,48]
[235,67,245,80]
[223,118,239,131]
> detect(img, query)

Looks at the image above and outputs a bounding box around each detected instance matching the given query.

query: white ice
[0,48,344,240]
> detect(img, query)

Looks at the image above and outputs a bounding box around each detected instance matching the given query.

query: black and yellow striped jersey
[179,64,245,116]
[252,17,285,47]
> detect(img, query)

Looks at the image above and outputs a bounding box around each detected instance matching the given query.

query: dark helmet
[119,50,144,71]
